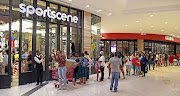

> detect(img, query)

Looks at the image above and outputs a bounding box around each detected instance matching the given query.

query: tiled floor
[0,65,180,96]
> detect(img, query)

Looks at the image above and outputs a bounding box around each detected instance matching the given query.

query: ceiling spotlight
[107,13,112,16]
[150,14,154,17]
[68,0,72,1]
[175,27,178,28]
[161,30,164,31]
[125,25,128,26]
[151,26,154,27]
[136,21,140,22]
[139,29,142,30]
[97,9,102,12]
[85,5,90,8]
[165,22,168,24]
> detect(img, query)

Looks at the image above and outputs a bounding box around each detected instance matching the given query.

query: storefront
[0,0,84,89]
[101,33,180,59]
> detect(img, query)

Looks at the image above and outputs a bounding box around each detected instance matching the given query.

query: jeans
[132,64,136,74]
[58,66,67,87]
[148,61,151,70]
[100,66,104,80]
[165,60,168,67]
[142,64,146,76]
[136,66,141,76]
[110,72,119,91]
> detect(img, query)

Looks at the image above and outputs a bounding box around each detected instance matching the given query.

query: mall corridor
[0,66,180,96]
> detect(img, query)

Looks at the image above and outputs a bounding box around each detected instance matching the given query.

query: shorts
[151,61,155,66]
[126,65,131,71]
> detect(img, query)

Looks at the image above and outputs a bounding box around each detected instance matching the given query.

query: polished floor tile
[0,65,180,96]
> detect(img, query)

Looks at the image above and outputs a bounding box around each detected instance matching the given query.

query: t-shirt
[151,54,156,61]
[109,57,122,72]
[99,56,105,67]
[136,60,141,66]
[177,55,180,59]
[126,56,132,65]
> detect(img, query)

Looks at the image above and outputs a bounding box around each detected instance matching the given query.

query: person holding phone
[34,50,45,86]
[53,51,66,89]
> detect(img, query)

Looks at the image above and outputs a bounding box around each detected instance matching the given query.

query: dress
[169,55,174,63]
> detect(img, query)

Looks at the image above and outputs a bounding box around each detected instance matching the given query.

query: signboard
[19,3,78,23]
[165,36,174,41]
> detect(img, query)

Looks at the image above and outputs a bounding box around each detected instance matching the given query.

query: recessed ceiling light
[150,14,154,17]
[136,21,140,22]
[107,13,112,16]
[85,5,90,8]
[139,29,142,30]
[97,9,102,12]
[151,26,154,27]
[175,27,178,28]
[161,30,164,31]
[68,0,72,1]
[125,25,128,26]
[165,22,168,24]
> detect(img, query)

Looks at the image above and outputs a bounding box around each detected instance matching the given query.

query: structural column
[83,12,91,54]
[137,39,144,52]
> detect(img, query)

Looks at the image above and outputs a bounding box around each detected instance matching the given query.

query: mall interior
[0,0,180,96]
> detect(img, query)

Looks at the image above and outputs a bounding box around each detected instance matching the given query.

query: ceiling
[51,0,180,38]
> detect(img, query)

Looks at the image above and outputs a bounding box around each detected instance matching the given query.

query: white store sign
[165,36,174,41]
[19,3,78,23]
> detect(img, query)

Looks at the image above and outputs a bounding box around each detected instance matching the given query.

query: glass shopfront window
[49,24,57,69]
[104,40,137,58]
[36,21,46,70]
[91,14,101,59]
[60,25,67,56]
[144,41,175,54]
[21,19,33,72]
[70,27,77,53]
[0,15,9,75]
[0,0,83,88]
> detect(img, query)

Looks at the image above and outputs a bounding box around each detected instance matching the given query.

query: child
[136,57,141,77]
[95,58,100,81]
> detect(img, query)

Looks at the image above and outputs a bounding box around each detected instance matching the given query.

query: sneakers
[114,90,117,92]
[110,88,112,90]
[62,86,66,90]
[107,77,110,79]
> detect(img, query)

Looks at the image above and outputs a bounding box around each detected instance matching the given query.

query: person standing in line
[169,53,174,66]
[78,53,88,84]
[53,51,66,89]
[84,51,90,80]
[108,52,114,79]
[164,52,168,67]
[141,56,148,77]
[151,52,156,71]
[132,53,136,75]
[155,52,159,67]
[109,52,122,92]
[148,52,153,70]
[126,52,132,76]
[136,57,141,77]
[176,53,180,66]
[0,47,3,74]
[27,51,32,71]
[99,51,105,81]
[95,58,100,81]
[34,50,45,86]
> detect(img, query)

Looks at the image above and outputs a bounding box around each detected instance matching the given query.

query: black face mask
[100,54,102,57]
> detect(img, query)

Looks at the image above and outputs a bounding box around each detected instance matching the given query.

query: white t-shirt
[126,56,132,65]
[99,55,105,67]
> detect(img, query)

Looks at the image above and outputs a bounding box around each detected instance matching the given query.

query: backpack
[82,58,89,67]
